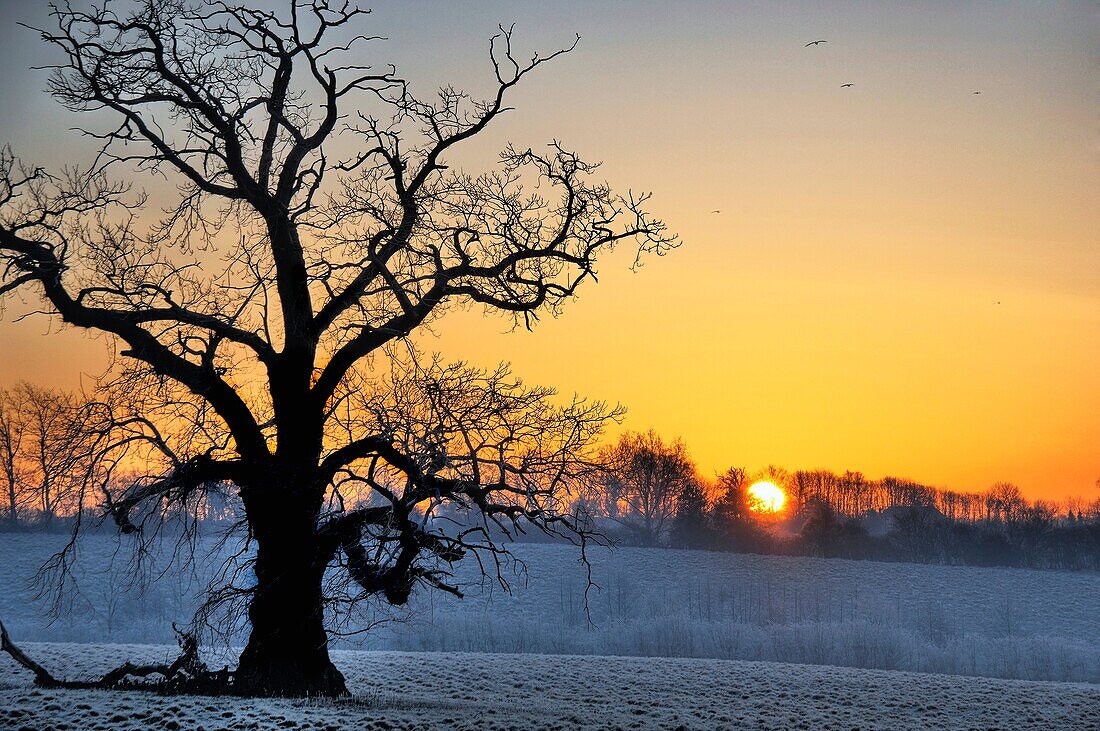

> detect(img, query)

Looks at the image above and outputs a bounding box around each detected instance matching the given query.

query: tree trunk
[234,519,347,697]
[4,477,15,525]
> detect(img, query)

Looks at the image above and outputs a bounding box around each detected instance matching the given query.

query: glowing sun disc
[748,481,786,513]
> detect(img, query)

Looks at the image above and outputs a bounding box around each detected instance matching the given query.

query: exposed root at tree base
[0,617,348,698]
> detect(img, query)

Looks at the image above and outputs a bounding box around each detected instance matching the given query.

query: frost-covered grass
[1,533,1098,682]
[1,644,1098,730]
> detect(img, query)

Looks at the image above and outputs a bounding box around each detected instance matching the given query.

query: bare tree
[889,502,947,563]
[0,388,29,525]
[1011,500,1056,566]
[598,430,694,546]
[0,383,92,528]
[712,466,761,549]
[12,383,90,528]
[799,499,840,558]
[0,1,674,696]
[670,476,711,549]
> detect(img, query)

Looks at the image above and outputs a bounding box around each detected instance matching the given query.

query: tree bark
[234,513,347,697]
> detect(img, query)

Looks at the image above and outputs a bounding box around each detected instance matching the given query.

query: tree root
[0,618,233,694]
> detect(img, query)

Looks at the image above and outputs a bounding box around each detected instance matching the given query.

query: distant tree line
[3,384,1098,571]
[0,382,239,531]
[579,431,1100,571]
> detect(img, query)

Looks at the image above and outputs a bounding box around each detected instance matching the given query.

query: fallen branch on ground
[0,617,232,693]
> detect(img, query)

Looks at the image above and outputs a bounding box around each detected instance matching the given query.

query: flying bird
[805,40,827,47]
[973,91,982,95]
[711,210,722,214]
[841,83,854,88]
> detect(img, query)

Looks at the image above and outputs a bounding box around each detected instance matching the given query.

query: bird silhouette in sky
[973,91,982,95]
[805,40,827,47]
[710,210,722,214]
[841,83,854,88]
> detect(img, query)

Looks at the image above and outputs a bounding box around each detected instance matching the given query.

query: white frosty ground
[1,644,1098,730]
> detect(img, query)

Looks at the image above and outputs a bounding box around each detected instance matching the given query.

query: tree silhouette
[598,431,695,546]
[712,467,761,550]
[670,478,711,549]
[0,388,28,526]
[0,1,674,696]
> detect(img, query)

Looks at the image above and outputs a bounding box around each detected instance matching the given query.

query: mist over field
[3,533,1097,684]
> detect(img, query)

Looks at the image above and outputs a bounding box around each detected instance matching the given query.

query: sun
[748,481,786,513]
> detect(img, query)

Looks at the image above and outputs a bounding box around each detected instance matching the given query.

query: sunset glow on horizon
[748,481,787,514]
[0,0,1096,503]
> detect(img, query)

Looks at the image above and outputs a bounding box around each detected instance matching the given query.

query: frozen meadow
[2,645,1099,730]
[1,532,1097,683]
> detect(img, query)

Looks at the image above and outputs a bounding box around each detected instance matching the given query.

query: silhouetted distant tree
[599,431,694,546]
[889,502,947,563]
[1010,501,1056,566]
[13,383,90,528]
[0,383,94,529]
[711,467,761,550]
[0,388,26,526]
[985,482,1026,525]
[839,470,865,516]
[670,478,711,549]
[833,517,873,559]
[800,499,840,557]
[0,1,674,696]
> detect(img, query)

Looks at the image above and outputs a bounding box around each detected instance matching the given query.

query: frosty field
[1,533,1098,683]
[2,644,1099,730]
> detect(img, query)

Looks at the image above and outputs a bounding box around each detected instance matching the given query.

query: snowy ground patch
[1,644,1098,730]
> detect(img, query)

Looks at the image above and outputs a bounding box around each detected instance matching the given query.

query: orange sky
[0,1,1097,501]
